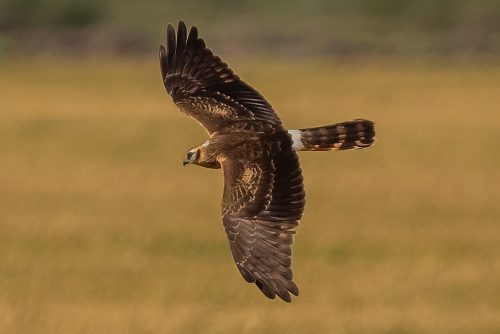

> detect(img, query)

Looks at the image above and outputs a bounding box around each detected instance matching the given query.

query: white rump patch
[288,129,304,150]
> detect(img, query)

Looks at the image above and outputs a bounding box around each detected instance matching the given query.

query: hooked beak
[183,160,189,166]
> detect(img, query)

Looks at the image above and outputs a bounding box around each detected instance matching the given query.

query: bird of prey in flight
[159,21,375,302]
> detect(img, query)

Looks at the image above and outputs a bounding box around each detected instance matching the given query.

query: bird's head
[183,148,200,166]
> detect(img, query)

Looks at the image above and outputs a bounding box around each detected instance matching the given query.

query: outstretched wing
[160,21,282,134]
[221,144,305,302]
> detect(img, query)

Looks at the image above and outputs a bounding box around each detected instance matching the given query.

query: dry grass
[1,57,500,333]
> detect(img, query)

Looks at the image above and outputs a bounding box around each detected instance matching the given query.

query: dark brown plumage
[160,21,375,302]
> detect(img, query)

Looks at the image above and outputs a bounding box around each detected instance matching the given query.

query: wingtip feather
[186,26,199,48]
[178,20,187,33]
[159,44,167,79]
[288,281,299,296]
[166,24,176,56]
[275,284,292,302]
[177,21,187,50]
[255,280,276,300]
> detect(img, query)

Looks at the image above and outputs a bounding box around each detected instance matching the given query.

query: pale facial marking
[185,149,198,163]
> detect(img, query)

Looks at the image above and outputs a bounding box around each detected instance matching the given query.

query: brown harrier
[160,21,375,302]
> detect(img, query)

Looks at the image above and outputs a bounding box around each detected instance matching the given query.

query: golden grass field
[1,57,499,333]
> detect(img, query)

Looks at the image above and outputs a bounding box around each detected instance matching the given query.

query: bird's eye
[187,152,193,159]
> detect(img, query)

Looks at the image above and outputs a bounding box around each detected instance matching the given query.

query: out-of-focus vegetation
[1,58,500,333]
[0,0,105,29]
[1,0,500,56]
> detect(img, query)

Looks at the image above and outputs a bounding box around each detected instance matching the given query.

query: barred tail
[288,119,375,151]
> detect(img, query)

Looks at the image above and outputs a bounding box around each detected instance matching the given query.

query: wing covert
[160,21,283,134]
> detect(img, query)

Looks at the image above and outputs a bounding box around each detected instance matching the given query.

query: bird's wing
[220,144,305,302]
[160,21,283,135]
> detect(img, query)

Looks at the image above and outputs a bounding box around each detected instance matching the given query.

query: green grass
[1,57,500,333]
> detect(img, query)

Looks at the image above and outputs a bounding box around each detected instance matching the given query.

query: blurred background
[1,1,500,333]
[1,0,500,57]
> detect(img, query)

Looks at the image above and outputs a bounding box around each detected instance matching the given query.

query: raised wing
[160,21,283,134]
[221,144,305,302]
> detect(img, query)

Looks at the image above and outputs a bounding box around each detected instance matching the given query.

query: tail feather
[289,119,375,151]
